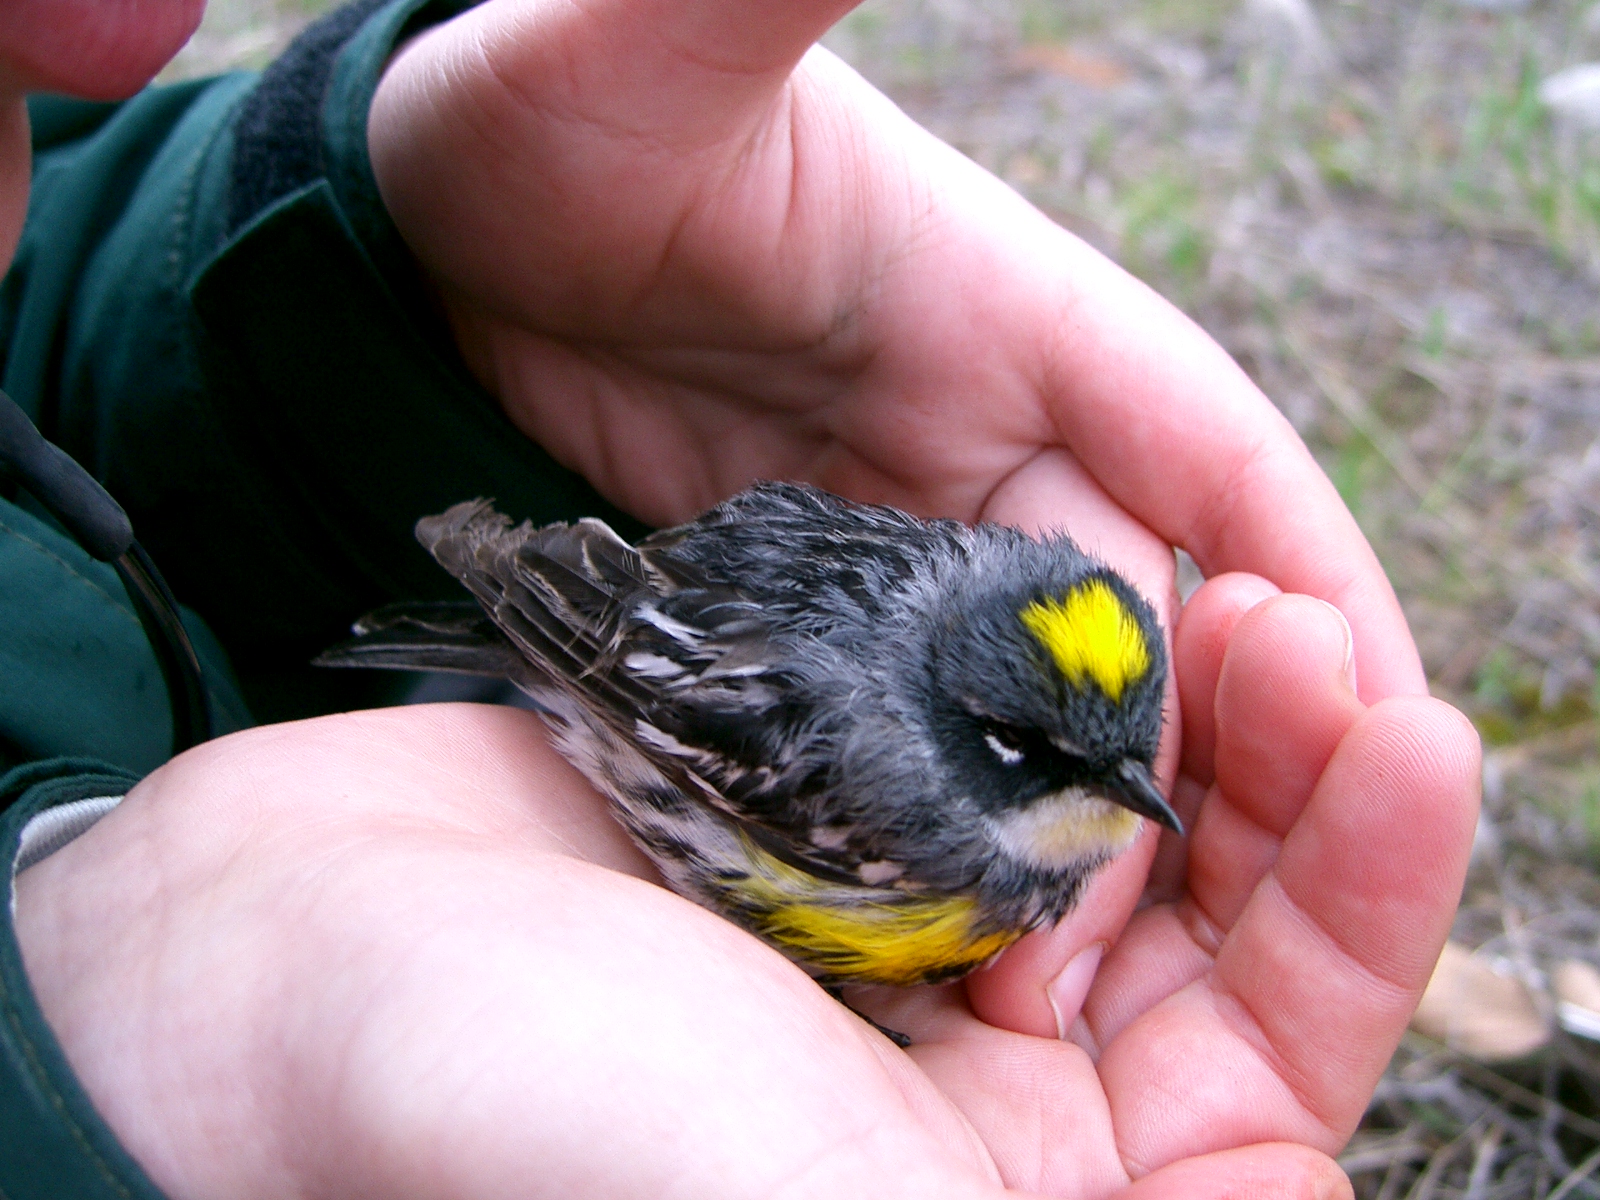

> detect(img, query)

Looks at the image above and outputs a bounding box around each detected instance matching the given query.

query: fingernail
[1314,599,1357,693]
[1065,1013,1101,1061]
[1046,942,1105,1040]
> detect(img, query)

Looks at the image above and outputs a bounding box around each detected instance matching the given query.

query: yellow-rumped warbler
[321,482,1177,991]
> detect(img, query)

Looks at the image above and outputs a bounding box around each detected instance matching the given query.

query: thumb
[368,0,868,333]
[457,0,861,142]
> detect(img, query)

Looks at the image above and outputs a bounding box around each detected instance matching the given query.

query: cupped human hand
[366,1,1461,1083]
[931,587,1479,1188]
[14,703,1335,1200]
[16,705,1015,1199]
[368,0,1422,709]
[15,589,1475,1200]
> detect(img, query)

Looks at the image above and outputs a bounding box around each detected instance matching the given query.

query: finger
[1079,596,1428,1072]
[881,1011,1349,1200]
[981,448,1179,616]
[964,828,1160,1041]
[1101,696,1480,1167]
[1145,571,1280,902]
[464,0,857,135]
[1115,1144,1351,1200]
[1172,573,1282,788]
[370,0,868,328]
[388,0,858,146]
[1083,594,1365,1055]
[0,0,203,100]
[906,1016,1133,1196]
[1026,239,1423,703]
[981,450,1179,801]
[1214,596,1360,834]
[1075,902,1213,1053]
[1138,771,1204,906]
[1243,694,1479,1073]
[1186,595,1363,935]
[972,450,1179,1041]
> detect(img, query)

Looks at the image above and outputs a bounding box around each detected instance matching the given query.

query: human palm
[16,589,1476,1199]
[368,0,1421,702]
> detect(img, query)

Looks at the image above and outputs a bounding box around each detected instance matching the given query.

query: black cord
[111,544,212,754]
[0,388,212,755]
[0,389,132,560]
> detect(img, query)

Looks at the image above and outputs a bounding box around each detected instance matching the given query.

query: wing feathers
[313,600,533,681]
[332,494,881,883]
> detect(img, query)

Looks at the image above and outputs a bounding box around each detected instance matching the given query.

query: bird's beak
[1106,760,1184,835]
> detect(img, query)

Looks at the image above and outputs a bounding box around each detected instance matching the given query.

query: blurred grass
[157,0,332,81]
[823,0,1600,776]
[170,1,1600,1194]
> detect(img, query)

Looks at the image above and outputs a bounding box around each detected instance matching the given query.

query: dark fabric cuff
[228,0,473,330]
[0,759,166,1200]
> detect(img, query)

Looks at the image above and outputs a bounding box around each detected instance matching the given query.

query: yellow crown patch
[1020,579,1151,702]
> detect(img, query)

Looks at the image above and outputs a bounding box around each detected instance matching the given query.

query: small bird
[319,482,1177,991]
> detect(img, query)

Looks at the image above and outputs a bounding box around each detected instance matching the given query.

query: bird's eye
[982,724,1027,766]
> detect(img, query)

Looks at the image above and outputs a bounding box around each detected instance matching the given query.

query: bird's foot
[824,985,912,1048]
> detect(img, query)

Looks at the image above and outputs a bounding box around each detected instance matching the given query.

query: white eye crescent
[984,732,1025,766]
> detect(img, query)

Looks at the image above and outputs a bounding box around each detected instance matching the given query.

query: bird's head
[927,538,1175,876]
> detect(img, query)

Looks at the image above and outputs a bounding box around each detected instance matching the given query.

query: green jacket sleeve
[0,0,647,726]
[0,496,250,776]
[0,762,165,1200]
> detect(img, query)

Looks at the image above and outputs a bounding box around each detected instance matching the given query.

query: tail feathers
[349,599,492,639]
[419,501,623,628]
[408,503,667,718]
[396,500,726,727]
[414,500,505,569]
[314,600,535,682]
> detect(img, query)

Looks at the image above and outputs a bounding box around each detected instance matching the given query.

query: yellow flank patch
[759,896,1019,987]
[731,839,1019,986]
[1020,580,1150,702]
